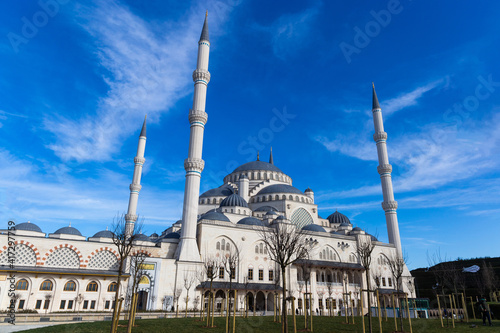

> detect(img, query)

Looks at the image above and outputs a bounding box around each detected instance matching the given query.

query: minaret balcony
[382,200,398,211]
[377,164,392,175]
[130,184,142,192]
[192,69,211,84]
[184,158,205,173]
[189,109,208,125]
[373,131,387,142]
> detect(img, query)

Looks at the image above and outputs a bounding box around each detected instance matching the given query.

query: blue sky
[1,0,499,269]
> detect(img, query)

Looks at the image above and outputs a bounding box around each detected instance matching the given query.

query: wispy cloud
[43,0,237,162]
[382,79,444,116]
[252,4,320,60]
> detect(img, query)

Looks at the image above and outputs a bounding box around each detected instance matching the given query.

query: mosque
[0,15,412,315]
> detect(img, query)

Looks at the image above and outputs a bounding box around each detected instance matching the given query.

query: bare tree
[299,259,313,330]
[203,255,219,327]
[325,280,334,317]
[481,261,499,300]
[174,288,182,318]
[258,220,316,333]
[222,246,240,333]
[356,238,376,333]
[183,271,196,317]
[387,252,408,331]
[127,250,147,333]
[110,214,143,333]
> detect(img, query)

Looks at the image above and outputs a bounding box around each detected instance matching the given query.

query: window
[40,280,53,291]
[216,242,220,250]
[35,300,42,309]
[90,300,96,309]
[67,300,73,310]
[18,300,25,309]
[269,270,274,281]
[248,268,253,280]
[60,300,66,309]
[258,269,264,281]
[230,267,235,280]
[255,245,259,254]
[86,281,98,292]
[105,300,110,309]
[64,281,76,291]
[112,301,116,309]
[388,278,393,287]
[219,267,225,279]
[319,299,323,308]
[16,279,29,290]
[83,300,89,309]
[43,300,50,310]
[298,299,303,309]
[108,282,117,292]
[382,277,386,287]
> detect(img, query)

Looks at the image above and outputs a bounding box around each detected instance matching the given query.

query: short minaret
[176,14,211,262]
[304,188,314,203]
[371,84,402,257]
[269,147,274,164]
[125,116,147,237]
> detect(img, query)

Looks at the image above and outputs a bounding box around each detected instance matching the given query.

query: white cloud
[44,0,237,162]
[382,79,444,116]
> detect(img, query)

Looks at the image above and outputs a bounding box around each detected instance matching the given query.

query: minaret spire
[125,116,147,237]
[176,15,211,262]
[371,83,402,257]
[269,147,274,164]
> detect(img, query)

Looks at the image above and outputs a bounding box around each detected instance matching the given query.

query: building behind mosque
[0,15,412,315]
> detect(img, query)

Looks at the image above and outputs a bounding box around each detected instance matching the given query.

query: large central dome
[232,160,283,173]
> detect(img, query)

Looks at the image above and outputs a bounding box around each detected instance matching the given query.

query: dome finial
[269,147,274,164]
[200,12,209,42]
[257,151,260,161]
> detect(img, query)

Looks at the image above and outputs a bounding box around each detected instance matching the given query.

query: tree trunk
[366,269,372,333]
[281,267,288,333]
[111,262,123,333]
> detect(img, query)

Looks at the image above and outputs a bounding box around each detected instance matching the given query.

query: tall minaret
[176,14,211,262]
[371,84,402,257]
[125,116,147,237]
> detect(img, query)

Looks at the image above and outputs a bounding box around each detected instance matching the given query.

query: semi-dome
[302,224,326,232]
[237,217,266,226]
[92,230,114,238]
[16,221,43,233]
[327,211,351,225]
[254,205,278,212]
[164,232,180,239]
[200,184,234,198]
[232,160,283,173]
[198,211,231,222]
[54,225,82,236]
[257,184,303,195]
[220,193,249,208]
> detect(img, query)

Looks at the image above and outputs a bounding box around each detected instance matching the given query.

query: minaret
[176,14,211,262]
[125,116,147,237]
[371,84,402,257]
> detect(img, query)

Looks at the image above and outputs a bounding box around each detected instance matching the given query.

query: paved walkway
[0,321,87,332]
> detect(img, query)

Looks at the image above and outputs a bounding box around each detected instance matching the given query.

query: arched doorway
[256,291,266,312]
[215,290,225,312]
[137,290,148,311]
[246,292,254,311]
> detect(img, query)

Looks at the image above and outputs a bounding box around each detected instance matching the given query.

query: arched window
[289,195,293,200]
[275,195,279,200]
[108,282,118,292]
[16,279,29,290]
[259,243,264,254]
[86,281,98,292]
[319,252,323,260]
[282,195,286,200]
[221,239,225,249]
[255,245,259,254]
[64,281,76,291]
[295,196,299,201]
[268,195,272,201]
[237,209,240,214]
[226,243,230,251]
[40,280,53,291]
[301,197,304,202]
[216,242,220,250]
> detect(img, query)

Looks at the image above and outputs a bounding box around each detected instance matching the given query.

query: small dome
[327,211,351,225]
[254,205,278,212]
[150,233,159,238]
[239,174,248,179]
[305,188,313,192]
[198,211,231,222]
[352,227,363,231]
[257,184,303,195]
[92,230,114,238]
[369,234,378,241]
[54,226,82,236]
[134,233,151,242]
[232,160,283,173]
[16,221,43,233]
[220,193,248,208]
[237,217,266,226]
[302,224,326,232]
[274,215,288,222]
[265,211,278,216]
[200,184,234,198]
[164,232,180,239]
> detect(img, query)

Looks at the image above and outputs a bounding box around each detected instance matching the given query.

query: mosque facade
[0,15,412,315]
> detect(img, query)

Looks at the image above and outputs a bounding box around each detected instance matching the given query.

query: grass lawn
[22,315,498,333]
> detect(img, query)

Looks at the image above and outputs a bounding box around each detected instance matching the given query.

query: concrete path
[0,321,87,332]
